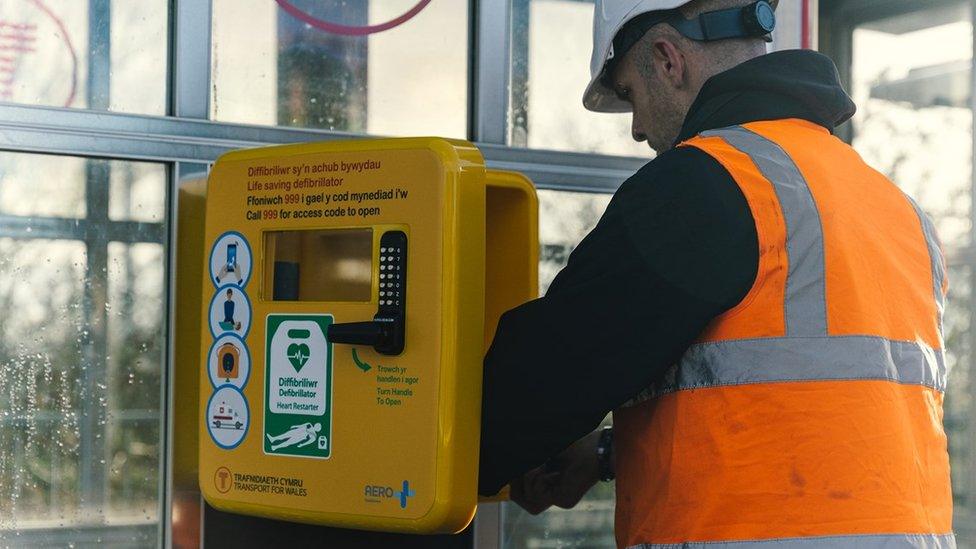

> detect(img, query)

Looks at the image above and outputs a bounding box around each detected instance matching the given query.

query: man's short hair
[626,0,768,81]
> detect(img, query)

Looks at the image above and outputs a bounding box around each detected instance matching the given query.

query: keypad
[378,232,406,312]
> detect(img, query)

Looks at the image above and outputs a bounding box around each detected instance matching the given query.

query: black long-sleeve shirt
[478,50,857,496]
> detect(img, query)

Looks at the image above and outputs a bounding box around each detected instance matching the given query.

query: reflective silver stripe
[906,196,947,330]
[701,126,827,337]
[627,532,956,549]
[645,336,946,397]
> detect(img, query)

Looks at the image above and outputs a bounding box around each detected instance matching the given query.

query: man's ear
[651,38,687,89]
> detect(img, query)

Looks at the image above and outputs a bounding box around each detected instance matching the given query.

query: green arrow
[352,348,372,372]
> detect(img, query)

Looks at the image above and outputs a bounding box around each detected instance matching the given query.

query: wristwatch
[597,426,615,482]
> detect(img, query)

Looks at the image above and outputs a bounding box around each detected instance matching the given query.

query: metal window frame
[0,103,645,193]
[472,0,511,144]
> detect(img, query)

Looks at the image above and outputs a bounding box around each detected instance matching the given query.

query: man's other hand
[510,429,602,514]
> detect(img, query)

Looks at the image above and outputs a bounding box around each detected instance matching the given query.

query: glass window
[0,1,169,115]
[0,155,87,218]
[0,153,167,548]
[106,242,164,524]
[211,0,468,138]
[510,0,651,157]
[109,161,166,223]
[847,2,975,543]
[537,189,611,293]
[851,4,972,243]
[944,264,971,536]
[503,189,615,547]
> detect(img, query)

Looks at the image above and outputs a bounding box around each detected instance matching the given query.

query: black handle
[326,230,407,356]
[328,316,403,355]
[326,321,385,347]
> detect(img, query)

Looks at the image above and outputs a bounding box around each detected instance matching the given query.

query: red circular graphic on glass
[274,0,432,36]
[1,0,79,107]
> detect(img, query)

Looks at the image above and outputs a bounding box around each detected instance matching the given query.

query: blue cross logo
[397,480,415,509]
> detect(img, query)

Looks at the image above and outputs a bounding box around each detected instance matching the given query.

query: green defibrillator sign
[264,314,333,459]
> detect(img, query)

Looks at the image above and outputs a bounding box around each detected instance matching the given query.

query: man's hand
[509,467,561,515]
[510,429,602,515]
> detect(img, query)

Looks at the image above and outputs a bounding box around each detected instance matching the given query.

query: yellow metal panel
[484,170,540,348]
[477,170,539,504]
[197,137,487,534]
[174,177,207,488]
[173,176,208,547]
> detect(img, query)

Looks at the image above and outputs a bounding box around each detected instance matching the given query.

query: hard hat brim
[583,74,633,113]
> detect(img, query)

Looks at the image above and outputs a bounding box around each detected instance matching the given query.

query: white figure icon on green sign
[267,422,325,451]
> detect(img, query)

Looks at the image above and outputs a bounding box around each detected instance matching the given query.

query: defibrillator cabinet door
[198,138,487,534]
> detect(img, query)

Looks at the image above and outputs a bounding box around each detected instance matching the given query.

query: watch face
[756,2,776,33]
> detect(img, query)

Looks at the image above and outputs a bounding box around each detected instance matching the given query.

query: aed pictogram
[208,334,250,389]
[265,314,333,459]
[219,342,240,379]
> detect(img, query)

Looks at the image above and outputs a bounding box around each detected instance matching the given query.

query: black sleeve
[477,146,760,496]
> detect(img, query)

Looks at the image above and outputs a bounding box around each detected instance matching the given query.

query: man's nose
[632,117,647,142]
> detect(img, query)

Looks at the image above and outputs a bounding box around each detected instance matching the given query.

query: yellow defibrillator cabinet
[191,138,537,535]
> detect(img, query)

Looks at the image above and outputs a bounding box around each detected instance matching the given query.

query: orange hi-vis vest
[614,119,953,549]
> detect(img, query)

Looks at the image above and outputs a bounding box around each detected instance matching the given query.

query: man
[478,0,954,547]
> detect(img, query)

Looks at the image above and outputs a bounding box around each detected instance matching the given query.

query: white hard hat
[583,0,778,113]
